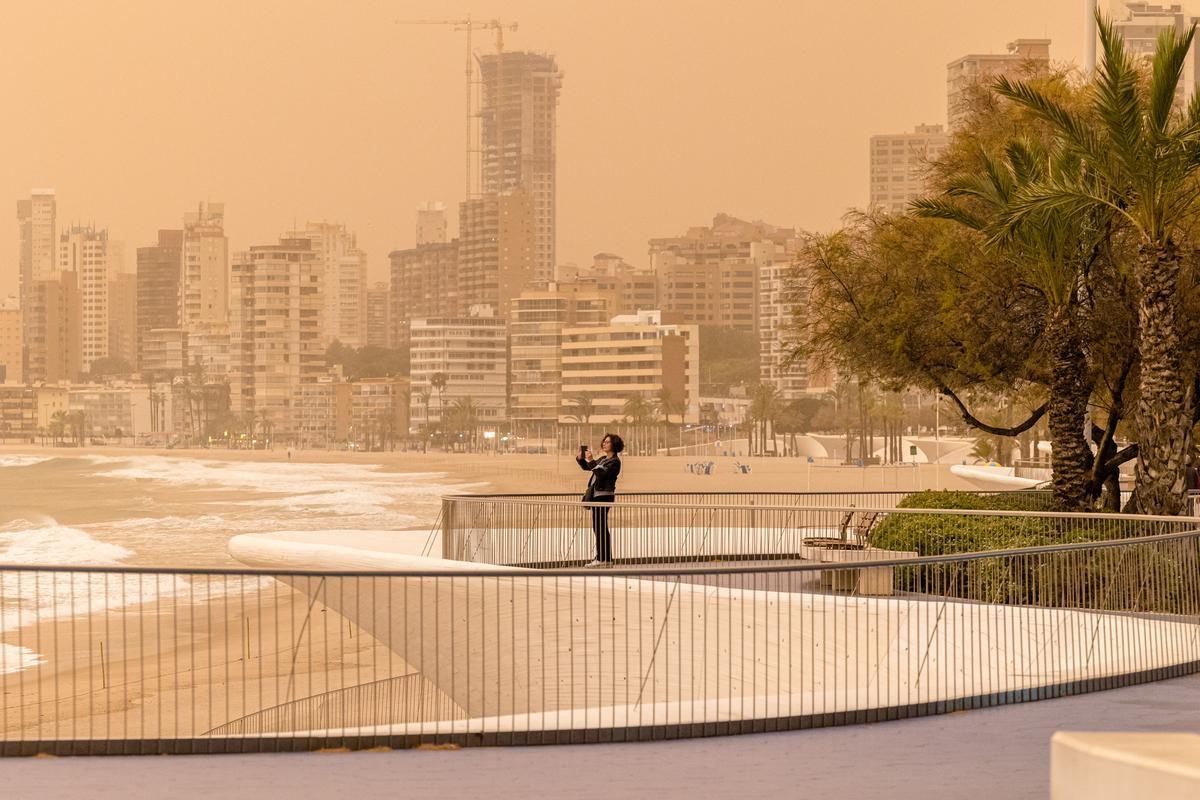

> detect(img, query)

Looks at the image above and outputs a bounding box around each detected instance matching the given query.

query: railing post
[441,496,455,560]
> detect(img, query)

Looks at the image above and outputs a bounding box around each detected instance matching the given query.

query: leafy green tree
[698,326,760,394]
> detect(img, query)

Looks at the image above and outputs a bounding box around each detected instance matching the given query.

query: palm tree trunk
[1045,310,1094,510]
[1134,242,1193,515]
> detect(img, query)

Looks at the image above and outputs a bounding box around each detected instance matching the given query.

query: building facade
[0,298,22,384]
[107,271,138,369]
[182,202,229,332]
[136,229,183,373]
[26,271,81,384]
[416,201,448,245]
[389,241,460,348]
[946,38,1051,129]
[509,282,615,425]
[560,310,700,425]
[366,282,391,348]
[868,124,949,214]
[58,225,114,373]
[286,221,367,348]
[229,238,324,438]
[478,51,562,285]
[409,313,507,430]
[458,191,535,318]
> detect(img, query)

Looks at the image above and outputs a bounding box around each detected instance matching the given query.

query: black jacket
[577,454,621,500]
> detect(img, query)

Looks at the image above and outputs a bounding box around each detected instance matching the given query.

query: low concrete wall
[1051,732,1200,799]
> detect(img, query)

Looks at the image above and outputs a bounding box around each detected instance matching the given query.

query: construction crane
[396,15,519,199]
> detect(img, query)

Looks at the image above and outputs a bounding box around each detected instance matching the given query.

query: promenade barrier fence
[1,491,1198,754]
[439,493,1193,568]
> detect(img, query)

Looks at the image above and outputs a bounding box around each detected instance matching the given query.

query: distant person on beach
[578,433,624,568]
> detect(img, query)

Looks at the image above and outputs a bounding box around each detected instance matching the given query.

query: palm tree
[748,384,782,456]
[430,373,448,426]
[994,13,1200,513]
[915,137,1100,508]
[447,397,480,451]
[622,394,655,454]
[565,393,597,451]
[49,410,69,446]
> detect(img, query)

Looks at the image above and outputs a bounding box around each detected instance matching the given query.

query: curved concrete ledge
[949,464,1043,490]
[1051,732,1200,799]
[227,531,1200,737]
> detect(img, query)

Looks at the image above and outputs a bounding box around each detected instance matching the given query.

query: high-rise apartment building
[757,241,808,400]
[26,271,82,384]
[560,310,700,425]
[409,312,508,429]
[286,221,367,347]
[136,229,183,373]
[509,282,616,426]
[648,214,797,334]
[868,124,949,214]
[416,202,448,245]
[0,297,21,384]
[946,38,1051,129]
[182,202,228,332]
[577,254,658,316]
[107,271,138,370]
[458,191,535,317]
[1112,4,1200,104]
[229,238,324,436]
[58,225,115,373]
[478,51,562,284]
[389,240,459,348]
[17,190,56,301]
[366,282,391,348]
[17,190,56,380]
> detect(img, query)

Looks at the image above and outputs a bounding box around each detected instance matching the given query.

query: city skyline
[0,0,1085,298]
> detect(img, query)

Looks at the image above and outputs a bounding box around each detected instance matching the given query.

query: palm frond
[1148,22,1197,136]
[910,197,988,231]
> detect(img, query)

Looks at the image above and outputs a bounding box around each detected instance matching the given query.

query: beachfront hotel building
[409,311,507,430]
[946,38,1050,129]
[229,238,324,438]
[478,51,562,285]
[0,297,22,384]
[509,282,616,426]
[58,225,117,374]
[559,310,700,425]
[868,124,949,214]
[286,221,368,348]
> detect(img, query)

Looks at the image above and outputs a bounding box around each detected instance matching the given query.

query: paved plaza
[4,673,1198,800]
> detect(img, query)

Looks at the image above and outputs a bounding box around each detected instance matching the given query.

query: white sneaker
[583,559,604,568]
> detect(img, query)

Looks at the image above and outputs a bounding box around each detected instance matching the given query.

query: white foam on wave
[0,517,267,675]
[0,455,51,469]
[90,455,470,523]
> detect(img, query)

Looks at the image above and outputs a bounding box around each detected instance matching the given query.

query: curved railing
[438,492,1192,568]
[0,491,1198,754]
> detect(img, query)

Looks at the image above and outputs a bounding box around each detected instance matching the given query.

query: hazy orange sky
[0,0,1090,295]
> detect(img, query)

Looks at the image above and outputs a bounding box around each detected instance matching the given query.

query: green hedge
[871,490,1117,557]
[869,491,1200,614]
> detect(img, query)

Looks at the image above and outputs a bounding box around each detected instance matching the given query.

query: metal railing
[475,489,1056,511]
[2,529,1199,753]
[439,495,1193,568]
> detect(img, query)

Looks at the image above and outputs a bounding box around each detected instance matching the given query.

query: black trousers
[589,495,614,562]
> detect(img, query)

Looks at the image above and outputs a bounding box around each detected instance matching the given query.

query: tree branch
[936,382,1047,436]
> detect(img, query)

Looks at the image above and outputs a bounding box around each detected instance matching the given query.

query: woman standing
[577,433,624,567]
